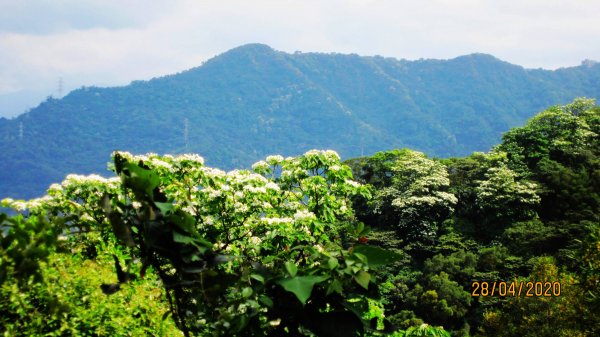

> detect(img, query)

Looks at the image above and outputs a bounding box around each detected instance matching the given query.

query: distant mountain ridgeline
[1,43,599,199]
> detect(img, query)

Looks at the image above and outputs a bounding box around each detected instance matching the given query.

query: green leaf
[355,271,370,289]
[242,287,253,298]
[154,202,174,215]
[352,245,403,267]
[326,279,343,295]
[353,252,368,264]
[172,231,209,253]
[124,162,160,197]
[172,231,195,244]
[250,274,265,284]
[327,257,339,270]
[276,275,329,304]
[259,295,273,308]
[168,211,196,233]
[285,261,298,277]
[356,222,365,235]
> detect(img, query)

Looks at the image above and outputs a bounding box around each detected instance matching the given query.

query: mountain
[2,43,600,199]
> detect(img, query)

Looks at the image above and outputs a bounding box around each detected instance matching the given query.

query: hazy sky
[1,0,599,117]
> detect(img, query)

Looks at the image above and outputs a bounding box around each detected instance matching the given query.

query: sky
[1,0,599,118]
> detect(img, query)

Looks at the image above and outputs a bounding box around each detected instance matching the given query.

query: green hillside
[2,43,599,199]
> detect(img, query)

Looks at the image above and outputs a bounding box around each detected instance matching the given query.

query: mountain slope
[2,43,599,199]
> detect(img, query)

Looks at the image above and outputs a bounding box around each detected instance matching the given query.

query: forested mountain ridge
[2,43,600,199]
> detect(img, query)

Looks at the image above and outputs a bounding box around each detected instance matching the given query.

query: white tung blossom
[204,188,222,198]
[175,154,205,165]
[201,167,226,178]
[266,155,284,165]
[294,209,316,221]
[234,202,249,213]
[248,236,262,245]
[344,179,361,188]
[243,185,267,194]
[324,150,341,160]
[265,182,280,191]
[264,217,293,225]
[149,159,173,171]
[48,183,63,192]
[62,174,108,187]
[252,161,269,171]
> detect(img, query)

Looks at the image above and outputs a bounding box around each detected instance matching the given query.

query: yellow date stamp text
[471,281,561,297]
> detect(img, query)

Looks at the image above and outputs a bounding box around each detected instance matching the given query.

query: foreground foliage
[2,150,406,336]
[1,98,598,336]
[0,214,182,336]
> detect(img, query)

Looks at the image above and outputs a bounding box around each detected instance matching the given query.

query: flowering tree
[475,165,540,222]
[369,150,457,242]
[3,150,401,336]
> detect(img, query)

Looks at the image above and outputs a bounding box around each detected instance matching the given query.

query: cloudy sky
[1,0,599,117]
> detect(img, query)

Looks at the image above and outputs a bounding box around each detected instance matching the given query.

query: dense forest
[2,44,600,200]
[1,98,598,336]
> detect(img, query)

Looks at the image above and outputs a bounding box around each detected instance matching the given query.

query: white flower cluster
[264,181,280,191]
[281,167,307,180]
[202,167,227,178]
[393,193,457,208]
[148,158,173,171]
[1,196,54,212]
[1,198,26,211]
[344,179,361,188]
[226,170,268,185]
[175,153,205,165]
[204,187,222,199]
[303,149,341,164]
[324,150,341,161]
[234,202,249,213]
[243,185,267,194]
[252,160,269,171]
[48,183,63,192]
[266,155,284,165]
[248,236,263,245]
[112,151,205,170]
[62,174,109,187]
[293,209,316,222]
[263,217,294,225]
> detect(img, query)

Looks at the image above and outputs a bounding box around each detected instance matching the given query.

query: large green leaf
[352,244,402,267]
[168,211,196,233]
[354,271,371,289]
[172,231,210,253]
[154,202,174,215]
[276,275,329,304]
[285,261,298,277]
[123,162,160,197]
